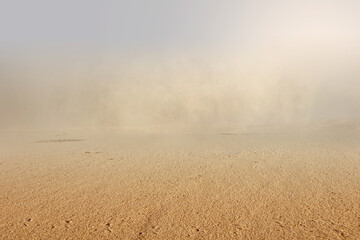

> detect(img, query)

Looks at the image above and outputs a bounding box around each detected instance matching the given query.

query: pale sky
[1,0,360,53]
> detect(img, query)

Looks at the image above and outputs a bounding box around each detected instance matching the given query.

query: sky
[1,0,359,53]
[1,0,360,130]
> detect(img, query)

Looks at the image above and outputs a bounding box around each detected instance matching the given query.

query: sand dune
[0,128,359,239]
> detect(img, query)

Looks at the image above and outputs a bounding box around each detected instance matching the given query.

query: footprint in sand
[105,223,113,232]
[23,218,33,226]
[64,219,73,227]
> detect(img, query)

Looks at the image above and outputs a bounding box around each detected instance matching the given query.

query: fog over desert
[1,1,360,239]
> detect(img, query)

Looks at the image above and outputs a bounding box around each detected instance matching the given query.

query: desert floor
[0,128,359,239]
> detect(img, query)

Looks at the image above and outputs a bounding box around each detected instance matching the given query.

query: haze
[1,0,359,130]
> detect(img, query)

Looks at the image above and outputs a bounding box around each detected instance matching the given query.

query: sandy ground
[0,128,359,239]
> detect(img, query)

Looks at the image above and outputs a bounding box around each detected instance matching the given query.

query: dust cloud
[1,48,360,132]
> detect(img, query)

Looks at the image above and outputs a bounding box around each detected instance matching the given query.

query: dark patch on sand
[36,139,85,143]
[220,133,239,136]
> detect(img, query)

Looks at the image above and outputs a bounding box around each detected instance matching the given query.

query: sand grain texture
[0,129,359,239]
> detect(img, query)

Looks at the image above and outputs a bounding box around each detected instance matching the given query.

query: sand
[0,128,359,239]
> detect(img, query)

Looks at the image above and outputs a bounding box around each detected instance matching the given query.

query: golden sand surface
[0,129,359,239]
